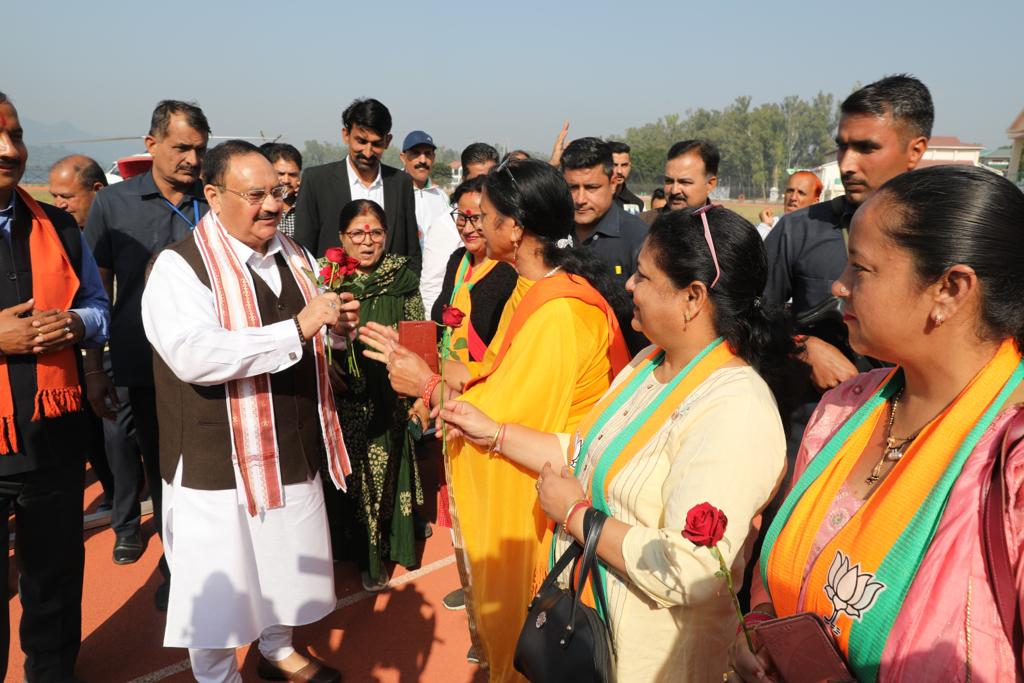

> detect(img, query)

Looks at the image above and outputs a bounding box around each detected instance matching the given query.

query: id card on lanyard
[163,198,201,230]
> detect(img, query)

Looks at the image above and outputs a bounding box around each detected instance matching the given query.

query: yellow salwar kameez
[448,273,625,681]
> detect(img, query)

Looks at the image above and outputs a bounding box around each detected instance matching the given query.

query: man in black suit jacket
[294,98,421,273]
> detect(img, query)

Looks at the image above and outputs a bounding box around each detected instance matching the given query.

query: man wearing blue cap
[400,131,460,314]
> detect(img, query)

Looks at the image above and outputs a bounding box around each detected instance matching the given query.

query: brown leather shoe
[256,652,342,682]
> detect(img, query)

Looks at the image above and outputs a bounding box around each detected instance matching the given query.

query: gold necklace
[865,388,918,485]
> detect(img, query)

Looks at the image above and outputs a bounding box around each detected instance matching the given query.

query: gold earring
[684,312,691,324]
[933,312,944,326]
[512,240,520,263]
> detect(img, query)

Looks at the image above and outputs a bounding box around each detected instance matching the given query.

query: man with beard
[84,100,211,604]
[294,98,420,272]
[755,170,823,239]
[259,143,302,238]
[639,139,719,225]
[608,141,643,214]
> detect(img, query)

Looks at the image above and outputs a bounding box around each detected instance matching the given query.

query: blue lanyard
[163,198,200,229]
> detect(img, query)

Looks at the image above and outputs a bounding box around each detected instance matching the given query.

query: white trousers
[189,624,295,683]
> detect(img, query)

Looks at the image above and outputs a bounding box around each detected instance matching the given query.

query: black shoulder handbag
[513,508,617,682]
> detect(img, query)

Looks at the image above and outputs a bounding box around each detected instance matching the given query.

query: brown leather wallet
[398,321,439,374]
[755,612,855,683]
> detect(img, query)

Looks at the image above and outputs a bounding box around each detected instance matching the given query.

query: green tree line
[617,92,838,198]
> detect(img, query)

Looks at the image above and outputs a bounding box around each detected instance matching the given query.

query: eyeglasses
[495,156,519,186]
[692,203,722,289]
[450,209,483,228]
[218,184,289,206]
[343,228,387,244]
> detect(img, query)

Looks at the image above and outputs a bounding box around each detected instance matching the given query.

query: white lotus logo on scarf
[822,550,885,636]
[570,434,584,469]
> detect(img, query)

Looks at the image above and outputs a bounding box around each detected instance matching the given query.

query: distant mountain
[21,117,146,183]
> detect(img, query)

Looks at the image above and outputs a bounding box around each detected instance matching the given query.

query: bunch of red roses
[313,247,362,376]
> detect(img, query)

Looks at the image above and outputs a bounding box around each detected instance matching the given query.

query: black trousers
[127,386,168,578]
[0,459,85,683]
[83,408,114,506]
[104,385,144,538]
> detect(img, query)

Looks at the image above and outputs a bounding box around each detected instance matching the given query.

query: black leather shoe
[113,531,144,565]
[256,652,341,682]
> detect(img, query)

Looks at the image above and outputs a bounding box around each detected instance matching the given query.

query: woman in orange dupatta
[730,167,1024,683]
[362,160,629,680]
[443,207,795,681]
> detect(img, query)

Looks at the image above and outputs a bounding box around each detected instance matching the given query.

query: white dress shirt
[756,215,780,241]
[347,156,384,207]
[419,210,463,315]
[412,183,451,245]
[142,232,307,387]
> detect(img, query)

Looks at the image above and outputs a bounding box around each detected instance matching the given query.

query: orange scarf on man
[0,188,83,453]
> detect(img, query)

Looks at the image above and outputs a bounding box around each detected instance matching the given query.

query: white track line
[124,553,456,683]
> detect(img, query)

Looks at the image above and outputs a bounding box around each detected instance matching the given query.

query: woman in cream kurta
[441,206,793,681]
[551,357,784,680]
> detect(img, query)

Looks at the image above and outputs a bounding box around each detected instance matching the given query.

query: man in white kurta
[142,141,358,683]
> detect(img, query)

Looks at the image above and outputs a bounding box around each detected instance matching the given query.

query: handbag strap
[565,509,607,627]
[981,407,1024,666]
[583,509,617,657]
[533,540,583,609]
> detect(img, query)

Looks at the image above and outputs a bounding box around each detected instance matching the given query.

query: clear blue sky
[9,0,1022,154]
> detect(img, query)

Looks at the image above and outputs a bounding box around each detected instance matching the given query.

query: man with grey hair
[48,155,107,228]
[84,99,211,607]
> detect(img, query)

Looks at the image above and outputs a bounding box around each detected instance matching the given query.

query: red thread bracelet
[562,499,591,535]
[737,611,773,634]
[421,374,442,407]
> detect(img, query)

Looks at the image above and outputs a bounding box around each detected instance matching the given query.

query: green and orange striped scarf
[761,339,1024,682]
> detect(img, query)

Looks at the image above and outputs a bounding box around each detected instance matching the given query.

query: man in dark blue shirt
[561,137,649,354]
[763,75,933,453]
[84,100,211,605]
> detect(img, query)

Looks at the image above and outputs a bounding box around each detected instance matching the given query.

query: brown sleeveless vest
[153,236,323,490]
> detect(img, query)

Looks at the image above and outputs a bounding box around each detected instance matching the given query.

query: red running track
[5,444,485,683]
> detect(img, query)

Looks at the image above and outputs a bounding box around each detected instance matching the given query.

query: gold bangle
[487,423,503,453]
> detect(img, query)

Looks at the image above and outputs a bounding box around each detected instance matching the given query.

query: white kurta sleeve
[142,249,305,386]
[619,387,786,609]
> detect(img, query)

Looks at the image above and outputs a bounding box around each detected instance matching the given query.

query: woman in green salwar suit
[324,199,424,591]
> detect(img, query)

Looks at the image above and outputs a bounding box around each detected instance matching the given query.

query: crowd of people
[0,70,1021,683]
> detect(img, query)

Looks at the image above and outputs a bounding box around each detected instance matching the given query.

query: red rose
[319,264,334,282]
[324,247,346,264]
[681,502,728,547]
[339,254,361,277]
[441,305,466,328]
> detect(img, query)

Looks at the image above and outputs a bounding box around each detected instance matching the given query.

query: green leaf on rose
[452,338,468,350]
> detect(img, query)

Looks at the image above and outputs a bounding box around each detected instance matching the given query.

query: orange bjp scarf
[762,338,1024,681]
[0,188,84,453]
